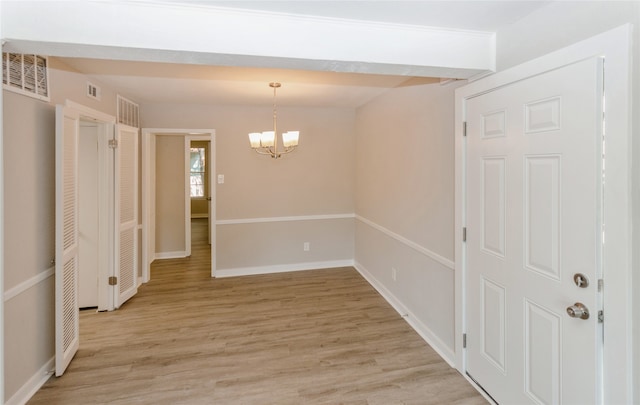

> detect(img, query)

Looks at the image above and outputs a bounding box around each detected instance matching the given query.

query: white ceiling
[58,1,551,108]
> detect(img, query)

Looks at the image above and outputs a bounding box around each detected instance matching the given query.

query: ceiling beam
[1,1,496,78]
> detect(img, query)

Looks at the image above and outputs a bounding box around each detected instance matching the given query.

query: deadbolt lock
[573,273,589,288]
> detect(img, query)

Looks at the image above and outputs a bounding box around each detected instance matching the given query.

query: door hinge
[108,276,118,286]
[598,279,604,292]
[598,310,604,323]
[108,139,118,149]
[463,121,467,137]
[462,227,467,242]
[463,333,467,348]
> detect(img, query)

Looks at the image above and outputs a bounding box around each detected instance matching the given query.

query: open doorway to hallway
[189,140,211,247]
[141,128,217,282]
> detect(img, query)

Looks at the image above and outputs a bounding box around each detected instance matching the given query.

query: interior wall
[141,103,356,273]
[354,79,464,359]
[154,135,186,256]
[2,58,120,402]
[494,3,640,400]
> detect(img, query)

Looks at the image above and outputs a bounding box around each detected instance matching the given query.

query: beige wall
[155,135,186,255]
[3,58,120,401]
[354,80,463,356]
[356,79,456,259]
[142,103,356,272]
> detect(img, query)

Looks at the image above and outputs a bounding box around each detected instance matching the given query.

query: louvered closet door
[114,124,139,307]
[55,105,80,376]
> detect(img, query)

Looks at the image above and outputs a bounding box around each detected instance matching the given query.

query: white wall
[354,79,464,359]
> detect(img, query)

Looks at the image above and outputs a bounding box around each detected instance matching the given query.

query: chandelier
[248,82,299,159]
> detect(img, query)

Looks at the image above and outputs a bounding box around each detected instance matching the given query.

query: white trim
[4,356,54,405]
[354,261,455,366]
[65,100,116,123]
[3,266,54,302]
[0,9,5,400]
[215,260,354,278]
[216,213,355,226]
[183,137,191,258]
[356,215,454,270]
[154,251,188,260]
[454,24,633,404]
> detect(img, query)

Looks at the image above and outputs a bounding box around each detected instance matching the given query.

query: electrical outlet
[303,242,310,251]
[392,267,397,281]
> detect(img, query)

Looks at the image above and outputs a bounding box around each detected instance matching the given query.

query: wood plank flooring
[29,219,486,404]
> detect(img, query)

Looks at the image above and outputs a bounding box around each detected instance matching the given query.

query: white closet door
[55,105,80,376]
[114,124,139,307]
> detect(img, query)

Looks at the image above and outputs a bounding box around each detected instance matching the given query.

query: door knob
[566,302,589,319]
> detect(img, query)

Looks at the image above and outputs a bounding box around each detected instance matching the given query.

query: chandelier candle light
[249,82,299,159]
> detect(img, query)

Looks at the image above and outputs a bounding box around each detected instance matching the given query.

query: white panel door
[114,124,139,307]
[465,57,603,404]
[55,105,81,376]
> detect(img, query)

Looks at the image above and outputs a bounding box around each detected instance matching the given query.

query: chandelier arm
[254,148,274,156]
[280,146,297,155]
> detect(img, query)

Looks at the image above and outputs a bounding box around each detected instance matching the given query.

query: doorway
[141,129,216,282]
[78,119,101,309]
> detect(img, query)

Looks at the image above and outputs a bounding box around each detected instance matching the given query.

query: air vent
[87,82,101,100]
[117,95,139,128]
[2,52,50,101]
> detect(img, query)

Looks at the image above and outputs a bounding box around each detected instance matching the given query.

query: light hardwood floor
[29,219,486,404]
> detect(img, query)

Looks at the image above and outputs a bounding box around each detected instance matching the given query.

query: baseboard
[154,251,188,260]
[354,261,455,366]
[5,356,54,405]
[215,259,354,278]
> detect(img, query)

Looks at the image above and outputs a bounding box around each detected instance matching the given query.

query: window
[190,147,206,198]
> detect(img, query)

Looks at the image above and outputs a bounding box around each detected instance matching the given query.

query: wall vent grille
[117,95,140,128]
[2,52,50,101]
[87,81,101,100]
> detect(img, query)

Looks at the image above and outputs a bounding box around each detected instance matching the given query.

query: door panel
[114,124,139,307]
[465,57,603,404]
[55,105,80,376]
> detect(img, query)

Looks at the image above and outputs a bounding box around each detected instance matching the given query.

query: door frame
[65,100,116,312]
[454,25,633,404]
[141,128,217,282]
